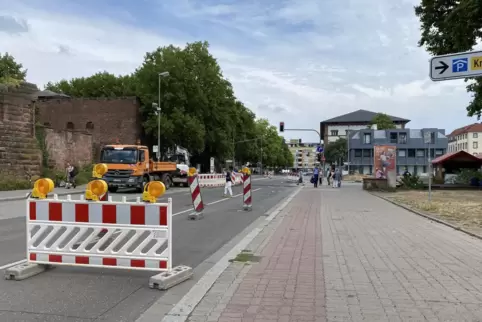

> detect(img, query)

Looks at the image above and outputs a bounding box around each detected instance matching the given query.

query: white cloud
[0,0,479,143]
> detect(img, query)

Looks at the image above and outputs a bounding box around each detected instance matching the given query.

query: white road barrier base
[5,262,52,281]
[149,265,194,290]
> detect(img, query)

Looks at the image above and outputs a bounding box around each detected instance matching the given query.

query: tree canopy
[324,138,347,165]
[414,0,482,118]
[368,113,396,130]
[38,41,292,169]
[0,52,27,85]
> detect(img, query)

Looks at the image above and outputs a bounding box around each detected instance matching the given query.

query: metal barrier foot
[4,262,53,281]
[243,204,252,211]
[188,212,204,220]
[149,265,193,290]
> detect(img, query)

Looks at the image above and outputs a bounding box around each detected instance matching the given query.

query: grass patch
[383,190,482,235]
[229,251,262,263]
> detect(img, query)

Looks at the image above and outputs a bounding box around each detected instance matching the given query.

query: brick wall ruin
[43,127,93,170]
[36,97,143,161]
[0,83,42,178]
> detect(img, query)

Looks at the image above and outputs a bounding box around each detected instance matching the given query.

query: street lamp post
[156,71,170,160]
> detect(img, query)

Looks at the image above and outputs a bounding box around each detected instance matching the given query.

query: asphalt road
[0,176,296,322]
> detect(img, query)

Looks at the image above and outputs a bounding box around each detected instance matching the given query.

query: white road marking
[0,259,27,271]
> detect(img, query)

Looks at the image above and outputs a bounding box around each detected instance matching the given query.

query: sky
[0,0,480,142]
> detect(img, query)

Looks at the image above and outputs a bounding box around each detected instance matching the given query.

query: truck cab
[100,145,150,193]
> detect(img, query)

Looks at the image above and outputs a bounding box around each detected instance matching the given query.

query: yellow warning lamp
[85,179,108,201]
[187,167,197,177]
[31,178,54,199]
[142,181,166,203]
[241,167,251,175]
[92,163,108,179]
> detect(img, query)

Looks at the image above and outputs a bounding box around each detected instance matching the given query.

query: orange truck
[99,144,180,193]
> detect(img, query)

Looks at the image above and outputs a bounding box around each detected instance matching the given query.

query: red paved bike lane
[186,187,326,322]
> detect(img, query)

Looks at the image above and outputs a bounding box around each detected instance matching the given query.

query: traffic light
[317,153,322,162]
[279,122,284,132]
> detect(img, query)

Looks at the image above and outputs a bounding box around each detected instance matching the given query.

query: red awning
[432,150,482,165]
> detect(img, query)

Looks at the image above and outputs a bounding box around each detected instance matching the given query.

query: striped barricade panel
[27,197,172,272]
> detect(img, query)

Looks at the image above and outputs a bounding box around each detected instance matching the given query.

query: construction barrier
[286,172,299,182]
[26,195,172,271]
[187,167,204,220]
[242,167,252,211]
[5,166,193,290]
[197,173,242,188]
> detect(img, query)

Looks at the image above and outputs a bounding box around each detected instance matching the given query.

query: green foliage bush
[397,175,424,190]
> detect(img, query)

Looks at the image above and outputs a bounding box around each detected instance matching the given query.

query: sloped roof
[322,109,410,123]
[447,123,482,137]
[431,150,482,165]
[35,90,70,98]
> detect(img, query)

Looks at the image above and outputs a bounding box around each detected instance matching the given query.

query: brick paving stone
[187,184,482,322]
[321,185,482,321]
[187,187,326,322]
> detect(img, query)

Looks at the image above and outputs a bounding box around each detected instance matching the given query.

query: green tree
[0,52,27,85]
[45,72,135,97]
[368,113,396,130]
[324,138,347,165]
[414,0,482,118]
[44,41,260,170]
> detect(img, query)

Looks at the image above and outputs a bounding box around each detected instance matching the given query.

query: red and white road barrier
[242,174,252,210]
[188,174,204,219]
[198,173,242,188]
[27,196,172,271]
[6,192,193,289]
[286,172,299,182]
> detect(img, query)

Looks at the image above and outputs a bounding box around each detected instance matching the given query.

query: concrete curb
[371,192,482,241]
[0,190,84,203]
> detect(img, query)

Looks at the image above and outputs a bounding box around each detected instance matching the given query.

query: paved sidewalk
[186,187,325,322]
[184,185,482,322]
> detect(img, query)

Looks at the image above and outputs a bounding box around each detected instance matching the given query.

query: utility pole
[157,71,169,160]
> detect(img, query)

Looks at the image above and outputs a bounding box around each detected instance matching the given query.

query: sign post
[424,132,432,202]
[430,50,482,81]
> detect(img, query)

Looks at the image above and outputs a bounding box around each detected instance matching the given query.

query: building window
[86,122,94,130]
[408,149,416,157]
[354,149,362,157]
[389,132,397,144]
[362,149,371,157]
[474,142,478,149]
[435,149,443,156]
[474,133,478,138]
[66,122,74,130]
[363,133,371,144]
[398,150,406,157]
[331,130,339,136]
[416,149,425,157]
[398,133,407,144]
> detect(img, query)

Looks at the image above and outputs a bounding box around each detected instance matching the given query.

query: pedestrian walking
[332,168,341,188]
[223,167,233,197]
[313,166,319,188]
[319,168,323,185]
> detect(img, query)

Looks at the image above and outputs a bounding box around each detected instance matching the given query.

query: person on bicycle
[66,162,77,189]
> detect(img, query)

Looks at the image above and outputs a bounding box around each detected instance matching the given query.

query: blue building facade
[348,128,448,175]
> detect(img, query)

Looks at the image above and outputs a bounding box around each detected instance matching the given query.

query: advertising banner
[374,145,397,187]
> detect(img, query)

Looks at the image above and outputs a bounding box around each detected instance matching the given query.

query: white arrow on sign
[430,50,482,81]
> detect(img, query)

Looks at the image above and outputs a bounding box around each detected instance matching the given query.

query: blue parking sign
[452,58,468,73]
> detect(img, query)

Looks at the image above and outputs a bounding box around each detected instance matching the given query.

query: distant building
[447,123,482,155]
[320,109,410,145]
[348,128,448,175]
[286,139,318,169]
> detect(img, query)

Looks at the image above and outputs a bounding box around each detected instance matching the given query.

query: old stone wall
[0,83,42,178]
[36,97,143,161]
[43,127,93,170]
